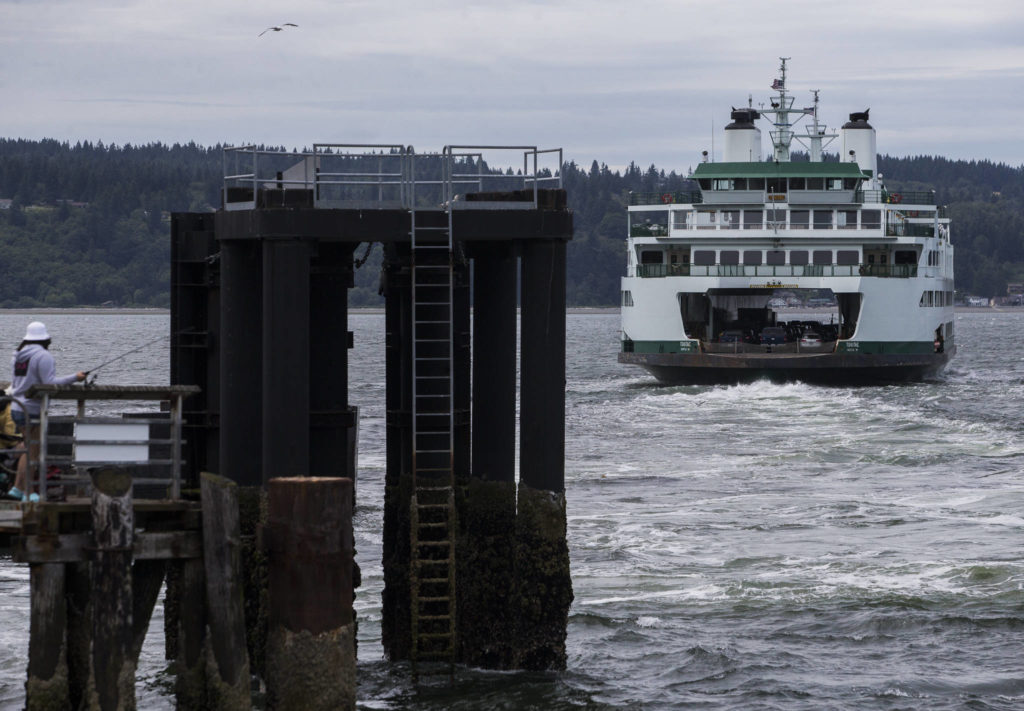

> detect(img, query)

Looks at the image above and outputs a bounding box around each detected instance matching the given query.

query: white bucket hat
[23,321,50,341]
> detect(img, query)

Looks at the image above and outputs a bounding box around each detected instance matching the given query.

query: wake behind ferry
[619,59,955,384]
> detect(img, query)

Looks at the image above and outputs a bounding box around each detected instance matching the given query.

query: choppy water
[1,310,1022,710]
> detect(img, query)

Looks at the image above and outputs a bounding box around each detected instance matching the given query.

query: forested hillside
[0,139,1020,307]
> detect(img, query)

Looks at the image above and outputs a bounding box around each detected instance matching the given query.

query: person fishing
[7,322,85,502]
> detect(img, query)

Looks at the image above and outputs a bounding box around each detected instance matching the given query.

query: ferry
[618,59,955,384]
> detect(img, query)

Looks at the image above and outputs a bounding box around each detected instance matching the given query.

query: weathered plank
[200,472,252,710]
[15,531,202,564]
[87,466,136,711]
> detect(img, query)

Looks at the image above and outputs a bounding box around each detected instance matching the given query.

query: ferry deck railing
[222,145,563,211]
[20,384,200,502]
[628,189,938,207]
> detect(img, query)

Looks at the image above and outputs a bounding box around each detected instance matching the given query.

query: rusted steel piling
[264,477,355,710]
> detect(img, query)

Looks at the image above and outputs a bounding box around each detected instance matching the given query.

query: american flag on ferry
[771,79,784,90]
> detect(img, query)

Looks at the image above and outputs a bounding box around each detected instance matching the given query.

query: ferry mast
[759,58,837,163]
[760,57,797,162]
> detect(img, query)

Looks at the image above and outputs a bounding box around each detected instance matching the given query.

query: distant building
[0,199,12,210]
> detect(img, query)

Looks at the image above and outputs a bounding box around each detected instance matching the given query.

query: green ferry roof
[692,161,867,179]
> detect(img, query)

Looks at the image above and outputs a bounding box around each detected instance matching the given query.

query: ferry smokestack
[723,108,762,162]
[841,109,876,186]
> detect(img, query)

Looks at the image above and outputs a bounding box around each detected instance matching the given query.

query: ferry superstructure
[618,60,955,384]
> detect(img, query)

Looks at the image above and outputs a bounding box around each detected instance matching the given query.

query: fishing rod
[84,330,187,384]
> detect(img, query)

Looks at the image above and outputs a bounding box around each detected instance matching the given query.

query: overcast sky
[5,0,1024,173]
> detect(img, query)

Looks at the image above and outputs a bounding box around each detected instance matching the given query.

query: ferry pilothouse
[618,59,955,384]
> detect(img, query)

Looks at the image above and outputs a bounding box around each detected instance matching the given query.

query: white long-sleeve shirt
[10,344,79,416]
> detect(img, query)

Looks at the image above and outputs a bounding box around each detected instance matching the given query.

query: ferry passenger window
[806,177,824,190]
[672,210,689,229]
[812,250,832,265]
[837,250,859,265]
[743,210,763,229]
[722,210,740,229]
[894,250,918,265]
[695,210,717,228]
[766,250,786,265]
[622,290,634,307]
[789,177,806,190]
[829,179,845,190]
[693,250,715,266]
[861,210,882,229]
[733,179,747,190]
[698,179,712,190]
[813,210,833,229]
[743,250,763,265]
[720,250,739,265]
[790,250,809,265]
[790,210,810,229]
[713,179,733,190]
[837,210,857,229]
[747,178,765,190]
[640,250,664,264]
[843,178,859,190]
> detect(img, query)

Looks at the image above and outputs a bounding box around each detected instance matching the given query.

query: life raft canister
[661,193,673,204]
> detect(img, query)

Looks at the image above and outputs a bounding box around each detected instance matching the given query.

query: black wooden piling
[264,477,355,710]
[87,467,135,710]
[461,245,519,668]
[515,239,574,670]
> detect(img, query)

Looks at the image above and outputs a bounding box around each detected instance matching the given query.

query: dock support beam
[516,239,573,670]
[220,240,263,488]
[265,477,355,711]
[262,239,311,480]
[382,243,413,660]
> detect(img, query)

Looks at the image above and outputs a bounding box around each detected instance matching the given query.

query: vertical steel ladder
[408,204,457,675]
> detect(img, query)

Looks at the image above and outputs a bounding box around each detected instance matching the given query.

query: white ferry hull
[619,348,954,385]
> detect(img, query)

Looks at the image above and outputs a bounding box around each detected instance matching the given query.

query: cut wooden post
[200,472,252,710]
[87,466,136,711]
[265,477,355,711]
[26,563,70,711]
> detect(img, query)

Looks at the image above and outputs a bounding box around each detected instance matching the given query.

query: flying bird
[259,23,298,37]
